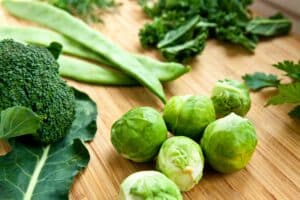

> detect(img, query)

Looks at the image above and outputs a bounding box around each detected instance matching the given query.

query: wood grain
[0,1,300,199]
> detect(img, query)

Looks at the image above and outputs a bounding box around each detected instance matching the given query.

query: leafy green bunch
[43,0,116,23]
[138,0,292,62]
[243,60,300,118]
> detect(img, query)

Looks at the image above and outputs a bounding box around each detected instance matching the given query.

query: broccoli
[0,39,76,144]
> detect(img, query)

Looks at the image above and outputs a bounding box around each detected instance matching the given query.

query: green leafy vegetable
[242,72,280,91]
[157,16,200,48]
[66,88,97,144]
[0,88,97,199]
[243,60,300,118]
[2,0,166,103]
[138,0,292,62]
[161,33,207,62]
[246,13,292,37]
[267,83,300,105]
[0,106,41,140]
[273,60,300,81]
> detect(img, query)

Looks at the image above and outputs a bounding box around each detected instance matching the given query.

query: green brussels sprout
[200,113,257,173]
[156,136,205,191]
[119,171,182,200]
[111,107,167,162]
[163,95,216,139]
[211,79,251,118]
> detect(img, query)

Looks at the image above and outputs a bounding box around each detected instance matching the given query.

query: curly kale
[138,0,292,62]
[0,39,76,144]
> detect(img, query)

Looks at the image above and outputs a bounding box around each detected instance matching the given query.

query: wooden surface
[1,1,300,199]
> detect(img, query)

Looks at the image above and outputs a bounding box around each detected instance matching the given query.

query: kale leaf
[139,0,292,62]
[246,13,292,37]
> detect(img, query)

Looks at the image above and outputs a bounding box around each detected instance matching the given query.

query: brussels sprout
[200,113,257,173]
[111,107,167,162]
[119,171,182,200]
[211,79,251,118]
[156,136,205,191]
[163,95,216,139]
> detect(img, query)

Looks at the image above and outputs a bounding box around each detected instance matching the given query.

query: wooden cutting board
[0,1,300,199]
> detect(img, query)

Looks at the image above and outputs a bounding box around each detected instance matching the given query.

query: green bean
[58,56,137,85]
[134,55,190,82]
[2,0,166,102]
[0,26,189,82]
[0,26,111,65]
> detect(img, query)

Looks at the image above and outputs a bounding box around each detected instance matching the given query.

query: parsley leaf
[243,72,280,91]
[267,83,300,105]
[273,60,300,81]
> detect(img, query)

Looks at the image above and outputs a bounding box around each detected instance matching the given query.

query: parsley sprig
[243,60,300,118]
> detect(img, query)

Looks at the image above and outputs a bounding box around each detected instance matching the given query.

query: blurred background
[252,0,300,33]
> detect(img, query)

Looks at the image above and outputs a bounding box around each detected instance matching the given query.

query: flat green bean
[58,56,137,85]
[0,26,111,65]
[2,0,166,102]
[0,26,189,82]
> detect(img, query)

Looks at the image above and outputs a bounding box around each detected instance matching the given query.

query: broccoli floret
[0,39,76,144]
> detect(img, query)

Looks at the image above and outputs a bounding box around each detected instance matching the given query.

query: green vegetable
[58,56,137,86]
[211,79,251,118]
[0,39,76,144]
[243,60,300,118]
[0,106,41,139]
[157,16,200,48]
[273,60,300,81]
[43,0,116,23]
[59,55,190,86]
[111,107,168,162]
[0,25,110,64]
[138,0,291,62]
[2,0,166,103]
[0,25,189,83]
[200,113,257,173]
[161,33,207,62]
[163,95,216,140]
[119,171,182,200]
[47,41,63,59]
[156,136,205,191]
[242,72,280,91]
[246,13,292,37]
[267,83,300,105]
[0,88,98,199]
